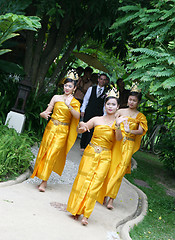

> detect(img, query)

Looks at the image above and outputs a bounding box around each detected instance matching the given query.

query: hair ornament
[66,69,79,81]
[130,83,141,93]
[106,87,119,98]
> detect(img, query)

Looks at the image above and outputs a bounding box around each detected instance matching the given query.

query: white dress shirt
[81,85,105,112]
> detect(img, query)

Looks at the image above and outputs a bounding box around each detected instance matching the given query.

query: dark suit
[80,85,106,149]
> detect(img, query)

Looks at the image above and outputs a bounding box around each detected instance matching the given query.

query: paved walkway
[0,139,147,240]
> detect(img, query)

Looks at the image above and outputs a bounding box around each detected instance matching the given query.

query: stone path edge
[119,171,148,239]
[0,169,31,188]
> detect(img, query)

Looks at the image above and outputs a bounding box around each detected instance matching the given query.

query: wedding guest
[80,73,107,151]
[74,67,93,104]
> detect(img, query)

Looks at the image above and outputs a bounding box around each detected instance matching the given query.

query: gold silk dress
[67,124,116,218]
[31,98,80,181]
[98,112,148,203]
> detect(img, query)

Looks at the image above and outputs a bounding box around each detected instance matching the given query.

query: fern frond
[168,41,175,50]
[161,77,175,89]
[146,9,161,13]
[135,58,157,68]
[140,75,153,82]
[157,52,170,58]
[149,81,162,93]
[118,5,141,12]
[132,31,149,40]
[160,7,175,20]
[131,48,159,58]
[168,56,175,65]
[131,27,142,36]
[148,69,174,77]
[152,65,167,71]
[125,69,145,81]
[147,21,164,29]
[110,12,140,29]
[144,24,169,41]
[137,11,161,28]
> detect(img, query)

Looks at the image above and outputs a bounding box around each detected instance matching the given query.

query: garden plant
[0,123,35,182]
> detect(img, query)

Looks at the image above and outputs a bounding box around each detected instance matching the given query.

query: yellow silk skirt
[98,114,148,203]
[106,138,135,199]
[31,120,69,181]
[67,144,112,218]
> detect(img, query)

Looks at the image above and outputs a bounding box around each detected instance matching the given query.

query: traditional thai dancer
[67,89,126,225]
[98,84,148,209]
[31,70,80,192]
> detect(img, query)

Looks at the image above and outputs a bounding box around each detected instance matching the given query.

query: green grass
[125,151,175,240]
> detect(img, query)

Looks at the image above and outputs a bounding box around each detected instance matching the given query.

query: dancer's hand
[77,122,90,133]
[65,94,73,107]
[123,120,131,133]
[40,111,52,120]
[115,115,127,126]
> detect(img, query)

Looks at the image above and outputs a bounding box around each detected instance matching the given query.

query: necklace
[128,111,133,117]
[63,95,66,102]
[63,94,70,102]
[127,110,138,118]
[104,116,115,127]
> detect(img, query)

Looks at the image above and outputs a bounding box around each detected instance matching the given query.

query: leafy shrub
[156,127,175,173]
[25,92,53,139]
[0,73,18,123]
[0,73,62,139]
[0,123,35,182]
[0,72,64,139]
[24,85,63,139]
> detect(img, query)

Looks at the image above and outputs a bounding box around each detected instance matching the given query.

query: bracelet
[115,124,120,130]
[68,105,73,111]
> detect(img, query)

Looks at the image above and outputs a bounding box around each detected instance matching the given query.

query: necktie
[97,88,102,97]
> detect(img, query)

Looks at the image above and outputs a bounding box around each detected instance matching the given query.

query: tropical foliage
[0,123,34,182]
[0,13,41,55]
[156,128,175,172]
[24,87,57,138]
[0,74,19,123]
[108,0,175,172]
[72,38,126,82]
[110,0,175,108]
[0,0,139,96]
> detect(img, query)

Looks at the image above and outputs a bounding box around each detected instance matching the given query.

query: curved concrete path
[0,139,147,240]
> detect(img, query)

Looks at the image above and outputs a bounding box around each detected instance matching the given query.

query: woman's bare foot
[103,196,108,205]
[81,216,88,226]
[38,181,47,192]
[73,214,80,220]
[107,198,114,210]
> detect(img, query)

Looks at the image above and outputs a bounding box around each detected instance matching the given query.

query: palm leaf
[0,49,11,55]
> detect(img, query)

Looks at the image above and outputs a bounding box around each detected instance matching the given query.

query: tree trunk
[24,31,35,80]
[31,16,49,86]
[34,13,71,90]
[50,23,87,85]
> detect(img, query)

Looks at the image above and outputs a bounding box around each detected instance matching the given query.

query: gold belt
[51,118,69,126]
[89,142,110,154]
[123,136,135,143]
